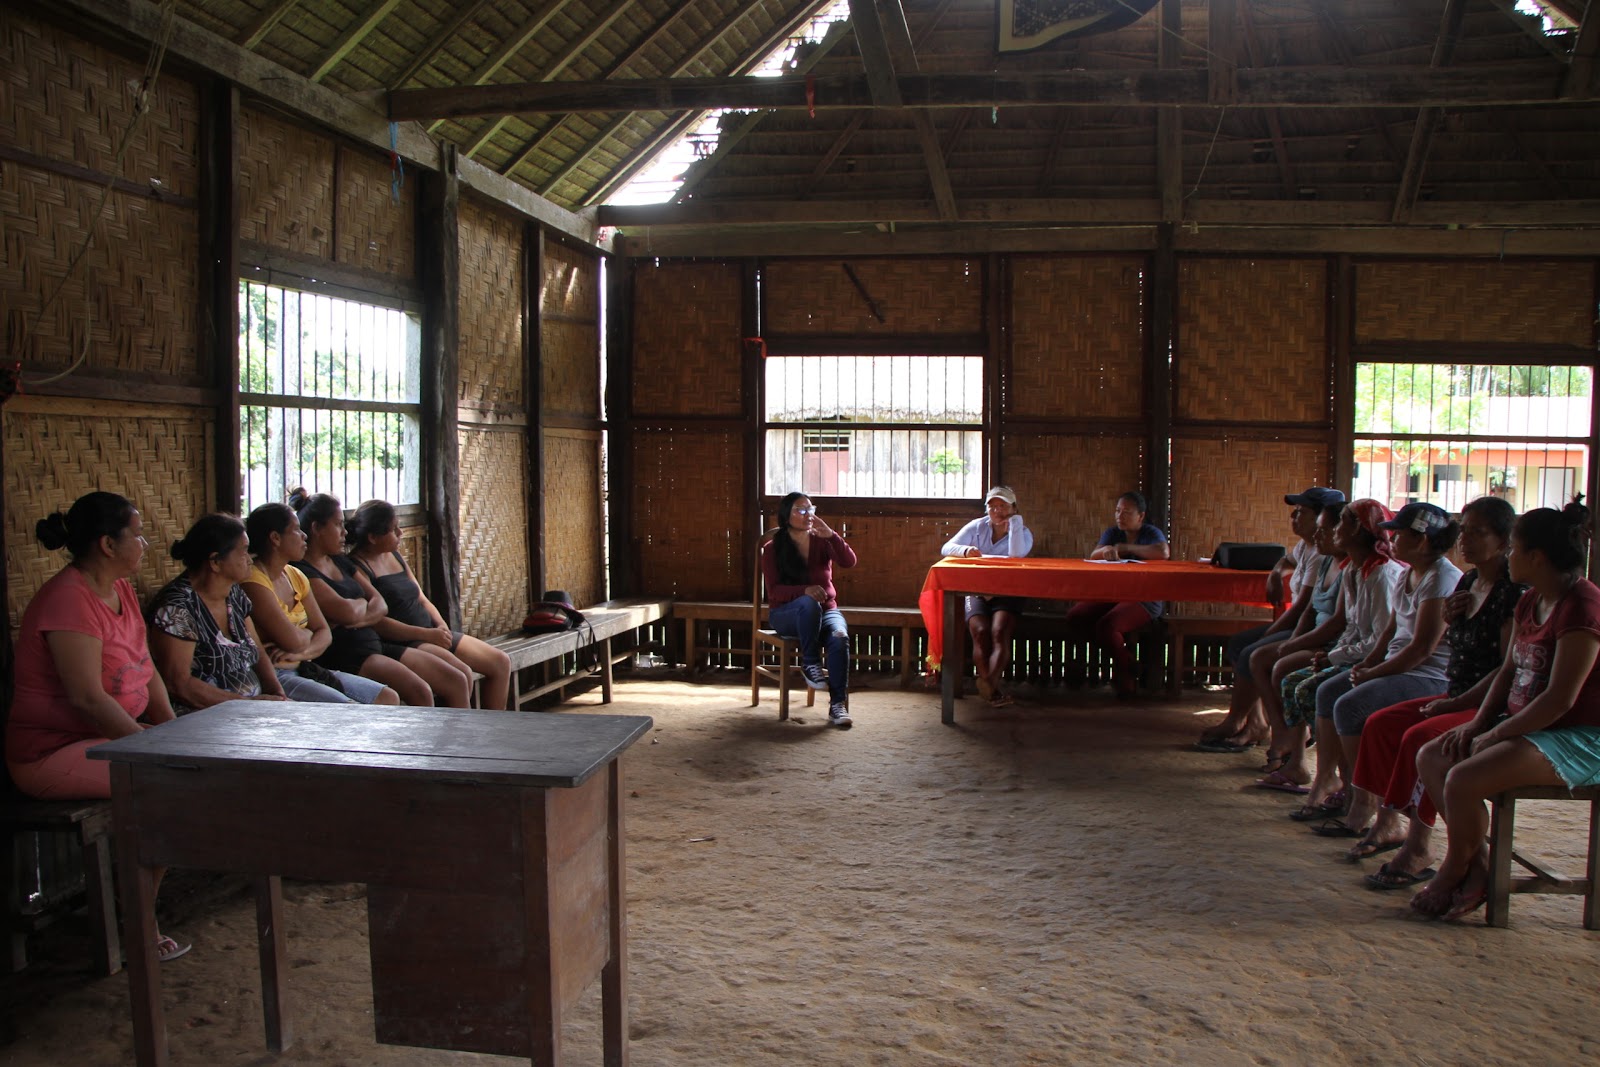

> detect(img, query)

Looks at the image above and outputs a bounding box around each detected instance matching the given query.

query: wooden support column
[528,225,548,599]
[1207,0,1239,105]
[1565,0,1600,98]
[203,80,241,513]
[1393,0,1467,222]
[1157,0,1183,223]
[1331,255,1355,492]
[420,145,463,627]
[1147,225,1176,524]
[605,256,637,597]
[741,261,763,576]
[985,253,1006,487]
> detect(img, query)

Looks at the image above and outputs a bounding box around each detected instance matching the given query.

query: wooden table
[917,558,1271,723]
[91,701,652,1066]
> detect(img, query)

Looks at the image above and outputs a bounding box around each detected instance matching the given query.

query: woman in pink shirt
[4,492,189,960]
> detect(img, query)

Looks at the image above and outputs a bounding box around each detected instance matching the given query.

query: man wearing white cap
[940,487,1034,706]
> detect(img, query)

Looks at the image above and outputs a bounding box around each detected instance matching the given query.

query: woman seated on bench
[763,492,858,729]
[289,489,449,708]
[941,486,1033,707]
[148,514,289,712]
[1066,490,1170,698]
[347,499,512,710]
[1410,497,1600,922]
[241,503,399,706]
[4,491,188,960]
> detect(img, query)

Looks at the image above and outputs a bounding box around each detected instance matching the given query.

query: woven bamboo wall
[1009,256,1146,420]
[5,398,214,628]
[458,426,529,634]
[761,258,984,335]
[542,241,600,419]
[824,511,971,607]
[1177,259,1329,424]
[1355,260,1596,345]
[335,145,414,279]
[238,108,336,259]
[632,261,743,416]
[1001,434,1149,559]
[457,195,523,409]
[630,429,745,600]
[543,429,604,607]
[1170,437,1328,562]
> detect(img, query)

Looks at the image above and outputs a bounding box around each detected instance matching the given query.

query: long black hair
[169,513,248,571]
[36,491,136,559]
[1514,495,1590,575]
[347,499,397,552]
[773,491,810,585]
[246,503,296,558]
[288,487,342,543]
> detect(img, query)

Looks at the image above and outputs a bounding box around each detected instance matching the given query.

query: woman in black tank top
[348,500,513,711]
[288,489,445,709]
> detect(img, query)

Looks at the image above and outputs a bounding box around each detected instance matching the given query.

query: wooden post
[420,146,463,627]
[1147,224,1176,526]
[605,256,636,597]
[1157,0,1184,223]
[203,80,241,513]
[529,225,547,598]
[985,252,1006,487]
[741,260,763,595]
[1331,254,1355,492]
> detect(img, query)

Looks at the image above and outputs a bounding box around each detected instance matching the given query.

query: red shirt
[761,532,858,610]
[1507,578,1600,729]
[5,567,153,765]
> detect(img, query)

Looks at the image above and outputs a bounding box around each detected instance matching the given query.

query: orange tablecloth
[917,557,1273,670]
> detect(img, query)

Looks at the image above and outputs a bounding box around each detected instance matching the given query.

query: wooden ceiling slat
[309,0,404,83]
[1392,0,1469,223]
[425,0,572,134]
[238,0,299,49]
[1564,0,1600,97]
[389,0,492,88]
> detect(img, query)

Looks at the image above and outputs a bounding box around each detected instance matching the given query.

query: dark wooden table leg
[941,591,962,725]
[111,765,166,1066]
[522,790,560,1067]
[603,760,629,1066]
[254,875,292,1051]
[81,823,121,977]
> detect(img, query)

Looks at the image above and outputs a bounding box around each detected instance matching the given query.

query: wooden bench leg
[1487,795,1515,928]
[1586,798,1600,931]
[600,637,615,704]
[685,618,700,677]
[1166,632,1182,698]
[899,625,913,688]
[81,828,121,977]
[255,875,291,1052]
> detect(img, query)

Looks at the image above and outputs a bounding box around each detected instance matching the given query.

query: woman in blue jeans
[762,492,858,728]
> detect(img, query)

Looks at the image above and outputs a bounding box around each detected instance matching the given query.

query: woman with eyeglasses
[762,493,858,728]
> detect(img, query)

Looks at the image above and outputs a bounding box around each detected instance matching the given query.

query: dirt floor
[4,673,1599,1065]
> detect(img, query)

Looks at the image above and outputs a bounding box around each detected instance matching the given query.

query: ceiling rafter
[801,112,869,196]
[1311,3,1408,175]
[425,0,573,135]
[1393,0,1469,223]
[1156,0,1182,222]
[1237,0,1296,198]
[1564,0,1600,96]
[388,0,491,89]
[237,0,298,50]
[1486,0,1576,59]
[460,0,635,160]
[860,0,956,219]
[1208,0,1239,105]
[309,0,403,84]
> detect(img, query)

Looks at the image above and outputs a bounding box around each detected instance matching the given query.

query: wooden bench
[1159,613,1272,696]
[486,597,672,710]
[1486,784,1600,929]
[677,601,927,687]
[1,794,120,975]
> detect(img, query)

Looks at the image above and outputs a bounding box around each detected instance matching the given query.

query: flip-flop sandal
[1364,864,1437,891]
[1289,793,1349,821]
[1442,888,1489,922]
[1254,770,1311,794]
[156,934,191,962]
[988,691,1015,708]
[1310,819,1367,838]
[1194,738,1260,753]
[1345,838,1405,861]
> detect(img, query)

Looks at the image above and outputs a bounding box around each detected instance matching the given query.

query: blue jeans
[769,597,849,702]
[276,667,389,704]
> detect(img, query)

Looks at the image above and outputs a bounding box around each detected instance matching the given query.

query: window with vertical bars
[764,354,983,499]
[238,279,422,514]
[1352,362,1591,514]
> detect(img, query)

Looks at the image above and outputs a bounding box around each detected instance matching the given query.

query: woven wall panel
[5,399,213,628]
[1170,437,1328,563]
[458,425,528,635]
[1001,434,1148,560]
[632,261,743,417]
[1009,256,1145,420]
[542,239,598,319]
[238,108,335,259]
[543,429,604,608]
[1,165,199,378]
[762,258,984,335]
[1178,258,1328,424]
[542,242,600,418]
[1355,260,1596,346]
[630,429,744,600]
[335,146,415,279]
[0,10,200,198]
[823,511,972,608]
[458,196,523,409]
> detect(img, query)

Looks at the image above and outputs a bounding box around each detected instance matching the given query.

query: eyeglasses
[793,507,815,517]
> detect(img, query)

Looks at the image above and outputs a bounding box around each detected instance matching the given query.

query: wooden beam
[1208,0,1239,105]
[388,65,1585,121]
[425,0,571,134]
[803,111,868,194]
[1565,0,1600,97]
[1488,0,1576,60]
[1393,0,1469,223]
[237,0,298,50]
[1147,224,1175,526]
[389,0,490,88]
[1238,0,1296,197]
[848,0,903,107]
[1157,0,1183,223]
[1311,3,1408,174]
[872,0,956,219]
[420,147,463,628]
[461,0,634,159]
[203,81,241,513]
[309,0,402,84]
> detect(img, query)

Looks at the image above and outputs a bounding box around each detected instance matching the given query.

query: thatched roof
[89,0,1600,248]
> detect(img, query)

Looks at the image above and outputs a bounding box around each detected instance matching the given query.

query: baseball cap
[985,486,1017,506]
[1284,487,1346,508]
[1379,501,1452,533]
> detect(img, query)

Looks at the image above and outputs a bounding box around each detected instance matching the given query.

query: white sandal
[156,934,191,962]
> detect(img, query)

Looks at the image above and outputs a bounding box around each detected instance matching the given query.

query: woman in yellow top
[241,503,399,705]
